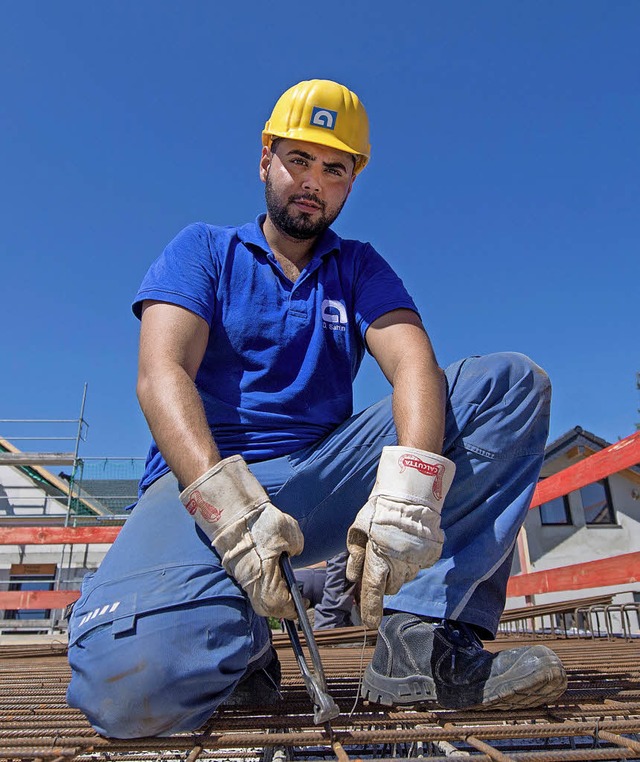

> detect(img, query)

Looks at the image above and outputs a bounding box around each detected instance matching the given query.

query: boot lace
[441,619,483,669]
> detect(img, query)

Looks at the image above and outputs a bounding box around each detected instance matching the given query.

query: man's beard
[265,177,345,240]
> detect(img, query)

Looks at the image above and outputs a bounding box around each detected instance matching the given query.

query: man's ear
[259,146,272,183]
[346,172,356,197]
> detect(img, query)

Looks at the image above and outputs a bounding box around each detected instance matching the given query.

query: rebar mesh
[0,633,639,761]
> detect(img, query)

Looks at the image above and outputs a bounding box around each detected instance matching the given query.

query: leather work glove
[179,455,304,620]
[346,446,456,629]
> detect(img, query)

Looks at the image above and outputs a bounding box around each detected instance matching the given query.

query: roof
[545,426,613,459]
[542,426,640,479]
[0,439,109,517]
[76,478,138,513]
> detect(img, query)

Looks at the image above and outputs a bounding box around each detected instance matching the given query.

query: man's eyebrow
[322,159,349,172]
[286,149,316,161]
[286,148,350,173]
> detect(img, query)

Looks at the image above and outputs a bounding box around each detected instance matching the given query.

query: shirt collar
[237,215,341,259]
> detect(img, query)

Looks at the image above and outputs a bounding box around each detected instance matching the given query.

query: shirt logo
[310,107,338,130]
[321,299,348,332]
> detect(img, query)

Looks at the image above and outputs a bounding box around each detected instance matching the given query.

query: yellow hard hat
[262,79,370,174]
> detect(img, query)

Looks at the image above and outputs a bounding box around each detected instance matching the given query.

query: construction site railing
[0,430,638,627]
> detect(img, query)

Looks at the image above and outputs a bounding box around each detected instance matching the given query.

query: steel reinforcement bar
[0,636,639,761]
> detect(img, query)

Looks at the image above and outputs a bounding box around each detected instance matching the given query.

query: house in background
[509,426,640,633]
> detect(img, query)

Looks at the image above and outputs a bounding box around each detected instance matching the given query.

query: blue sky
[1,1,638,458]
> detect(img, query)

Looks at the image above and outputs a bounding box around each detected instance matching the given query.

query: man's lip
[292,198,322,211]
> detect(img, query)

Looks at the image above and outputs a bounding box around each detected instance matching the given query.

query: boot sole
[362,646,568,711]
[361,665,437,707]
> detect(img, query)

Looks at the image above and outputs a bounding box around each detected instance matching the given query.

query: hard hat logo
[262,79,371,174]
[310,107,338,130]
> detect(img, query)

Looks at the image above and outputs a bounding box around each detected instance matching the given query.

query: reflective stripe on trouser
[67,352,550,737]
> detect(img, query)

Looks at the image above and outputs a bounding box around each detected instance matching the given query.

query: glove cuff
[373,446,456,508]
[179,455,270,540]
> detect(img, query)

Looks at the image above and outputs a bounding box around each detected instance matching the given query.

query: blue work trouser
[295,552,355,629]
[67,352,551,738]
[313,551,355,629]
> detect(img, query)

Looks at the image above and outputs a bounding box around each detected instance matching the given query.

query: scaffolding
[0,384,89,519]
[0,386,142,633]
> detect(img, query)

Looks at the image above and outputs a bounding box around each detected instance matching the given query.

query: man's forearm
[392,357,446,454]
[365,312,447,455]
[137,363,221,487]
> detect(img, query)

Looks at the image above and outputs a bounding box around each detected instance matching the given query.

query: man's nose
[300,165,322,193]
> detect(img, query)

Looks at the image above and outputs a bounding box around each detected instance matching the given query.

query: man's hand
[346,446,455,629]
[180,455,304,620]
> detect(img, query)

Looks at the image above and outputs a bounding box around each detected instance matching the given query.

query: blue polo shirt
[133,216,418,491]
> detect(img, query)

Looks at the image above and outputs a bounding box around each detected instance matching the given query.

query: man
[67,79,566,739]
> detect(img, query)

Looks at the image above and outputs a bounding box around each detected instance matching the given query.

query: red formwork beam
[5,548,638,610]
[530,430,640,508]
[507,550,640,597]
[0,526,121,545]
[0,589,79,610]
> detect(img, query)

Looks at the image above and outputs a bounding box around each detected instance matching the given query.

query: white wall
[508,469,640,634]
[0,465,68,517]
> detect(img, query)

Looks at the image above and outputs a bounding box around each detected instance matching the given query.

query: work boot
[222,645,282,708]
[362,612,567,710]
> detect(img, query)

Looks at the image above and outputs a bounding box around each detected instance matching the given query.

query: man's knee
[483,351,549,388]
[474,352,551,411]
[448,352,551,457]
[67,600,257,738]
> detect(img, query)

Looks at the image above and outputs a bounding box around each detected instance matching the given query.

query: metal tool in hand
[279,554,340,725]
